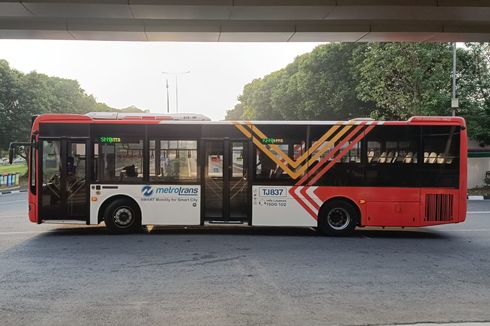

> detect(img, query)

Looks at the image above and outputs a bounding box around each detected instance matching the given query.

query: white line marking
[467,211,490,214]
[0,231,47,235]
[0,200,26,205]
[442,229,490,232]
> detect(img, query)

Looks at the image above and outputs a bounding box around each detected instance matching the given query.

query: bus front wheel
[318,200,358,236]
[104,198,142,234]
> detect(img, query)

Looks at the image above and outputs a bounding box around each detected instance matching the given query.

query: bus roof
[32,113,466,127]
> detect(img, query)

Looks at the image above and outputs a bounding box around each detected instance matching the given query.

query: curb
[0,189,28,196]
[468,195,490,200]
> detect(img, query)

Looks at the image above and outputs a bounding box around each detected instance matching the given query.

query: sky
[0,40,322,120]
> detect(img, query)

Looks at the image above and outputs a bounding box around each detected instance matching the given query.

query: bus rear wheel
[318,200,358,236]
[104,199,141,234]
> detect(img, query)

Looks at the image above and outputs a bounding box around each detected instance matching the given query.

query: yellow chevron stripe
[247,122,342,168]
[290,124,352,177]
[233,123,298,177]
[233,122,354,179]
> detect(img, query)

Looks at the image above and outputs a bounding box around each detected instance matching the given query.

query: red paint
[27,114,467,228]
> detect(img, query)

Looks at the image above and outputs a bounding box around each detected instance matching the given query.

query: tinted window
[149,140,198,183]
[95,139,144,182]
[420,126,460,188]
[364,126,420,187]
[253,125,307,182]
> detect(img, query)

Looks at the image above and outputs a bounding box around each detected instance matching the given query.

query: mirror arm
[8,142,34,164]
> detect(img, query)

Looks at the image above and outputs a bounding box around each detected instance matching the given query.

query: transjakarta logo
[141,185,199,197]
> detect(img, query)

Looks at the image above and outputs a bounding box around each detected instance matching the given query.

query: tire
[104,198,142,234]
[318,199,359,236]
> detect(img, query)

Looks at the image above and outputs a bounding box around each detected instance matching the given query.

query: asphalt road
[1,192,490,326]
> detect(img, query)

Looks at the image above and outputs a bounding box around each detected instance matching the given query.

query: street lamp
[161,71,190,113]
[451,42,458,116]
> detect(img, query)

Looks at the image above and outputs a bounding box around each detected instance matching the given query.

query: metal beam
[1,1,490,41]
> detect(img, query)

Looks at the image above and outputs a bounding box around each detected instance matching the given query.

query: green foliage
[354,43,453,119]
[226,43,373,121]
[0,59,148,151]
[457,43,490,144]
[227,42,490,144]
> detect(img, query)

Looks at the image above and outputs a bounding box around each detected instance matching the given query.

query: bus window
[150,140,198,182]
[253,124,307,181]
[420,126,460,188]
[366,127,418,165]
[423,126,459,165]
[97,140,144,182]
[29,139,36,194]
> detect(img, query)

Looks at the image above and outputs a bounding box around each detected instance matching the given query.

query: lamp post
[161,71,190,113]
[165,78,170,113]
[451,42,458,116]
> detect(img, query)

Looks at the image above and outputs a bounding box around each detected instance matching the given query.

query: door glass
[204,141,224,219]
[229,142,248,219]
[41,140,62,217]
[66,142,86,218]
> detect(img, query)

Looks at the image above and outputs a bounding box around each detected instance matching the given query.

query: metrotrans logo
[141,185,199,197]
[141,185,154,197]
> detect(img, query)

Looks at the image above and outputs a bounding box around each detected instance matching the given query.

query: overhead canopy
[1,0,490,42]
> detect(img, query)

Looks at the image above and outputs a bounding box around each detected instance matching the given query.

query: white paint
[252,186,316,227]
[90,184,201,226]
[0,200,27,205]
[468,195,485,200]
[468,156,490,189]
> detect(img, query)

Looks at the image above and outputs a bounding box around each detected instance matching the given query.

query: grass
[0,163,27,176]
[468,186,490,196]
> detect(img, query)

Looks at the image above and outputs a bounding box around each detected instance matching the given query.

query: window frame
[29,137,37,194]
[94,137,145,184]
[149,138,200,185]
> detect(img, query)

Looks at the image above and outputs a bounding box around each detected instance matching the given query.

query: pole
[451,42,457,116]
[166,79,170,113]
[175,76,179,113]
[161,71,190,113]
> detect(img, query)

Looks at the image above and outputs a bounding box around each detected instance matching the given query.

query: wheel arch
[98,194,142,224]
[318,196,362,226]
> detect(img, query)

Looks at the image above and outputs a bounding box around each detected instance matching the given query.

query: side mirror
[8,142,33,164]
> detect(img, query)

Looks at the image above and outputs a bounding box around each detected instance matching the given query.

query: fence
[0,173,20,189]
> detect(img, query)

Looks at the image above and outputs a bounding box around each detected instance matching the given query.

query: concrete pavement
[1,193,490,326]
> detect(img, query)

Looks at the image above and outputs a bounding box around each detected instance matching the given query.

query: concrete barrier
[0,173,19,189]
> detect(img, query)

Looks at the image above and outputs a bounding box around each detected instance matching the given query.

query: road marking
[467,211,490,214]
[0,200,27,205]
[0,231,48,235]
[442,229,490,232]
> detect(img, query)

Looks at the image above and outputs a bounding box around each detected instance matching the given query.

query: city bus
[9,112,467,235]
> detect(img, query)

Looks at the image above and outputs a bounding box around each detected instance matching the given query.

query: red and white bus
[10,113,467,235]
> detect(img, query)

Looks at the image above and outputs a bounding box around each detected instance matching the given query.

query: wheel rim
[326,207,350,230]
[113,206,134,228]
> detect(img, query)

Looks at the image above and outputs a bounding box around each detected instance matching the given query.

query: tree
[226,43,374,121]
[354,43,454,120]
[229,42,490,145]
[0,59,148,151]
[457,43,490,144]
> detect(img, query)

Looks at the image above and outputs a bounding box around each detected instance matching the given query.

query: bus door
[202,139,250,223]
[39,138,89,221]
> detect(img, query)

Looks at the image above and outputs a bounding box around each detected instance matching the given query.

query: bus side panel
[252,186,316,227]
[314,187,420,227]
[459,127,468,223]
[315,186,462,227]
[90,184,201,226]
[28,137,38,224]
